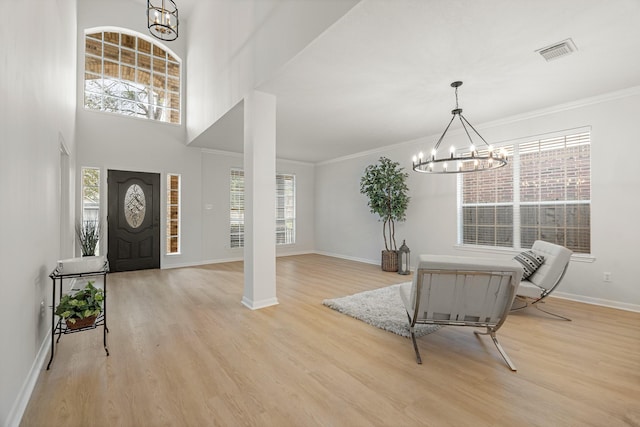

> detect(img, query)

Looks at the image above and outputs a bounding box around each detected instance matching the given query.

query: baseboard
[552,291,640,313]
[241,296,279,310]
[163,251,317,270]
[5,327,52,427]
[312,250,379,266]
[162,257,243,269]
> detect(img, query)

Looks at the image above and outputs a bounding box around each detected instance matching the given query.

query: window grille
[84,28,181,124]
[458,129,591,253]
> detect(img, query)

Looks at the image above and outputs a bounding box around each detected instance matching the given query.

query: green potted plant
[55,281,104,330]
[76,219,101,257]
[360,156,410,271]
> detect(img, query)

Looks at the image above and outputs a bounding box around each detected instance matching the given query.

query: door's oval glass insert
[124,184,146,228]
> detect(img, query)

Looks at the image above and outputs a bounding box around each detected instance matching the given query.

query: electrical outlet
[40,300,46,317]
[603,272,612,282]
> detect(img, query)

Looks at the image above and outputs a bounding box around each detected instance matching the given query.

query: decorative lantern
[397,240,410,275]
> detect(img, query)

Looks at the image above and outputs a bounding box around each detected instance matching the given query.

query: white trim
[161,250,317,270]
[313,250,379,266]
[162,257,243,269]
[318,86,640,166]
[83,26,182,62]
[453,244,595,263]
[276,157,316,167]
[201,148,243,158]
[241,296,279,310]
[200,148,315,167]
[5,328,52,427]
[479,86,640,131]
[551,293,640,313]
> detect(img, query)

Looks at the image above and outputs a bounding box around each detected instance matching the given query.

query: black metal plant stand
[47,260,110,370]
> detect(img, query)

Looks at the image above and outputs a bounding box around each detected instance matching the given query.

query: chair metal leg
[533,302,572,321]
[410,330,422,364]
[474,328,517,371]
[511,296,571,321]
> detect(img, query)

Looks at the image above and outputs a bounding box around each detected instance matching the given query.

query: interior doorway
[107,170,160,272]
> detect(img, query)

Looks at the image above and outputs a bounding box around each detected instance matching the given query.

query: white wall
[185,0,359,143]
[201,150,315,263]
[0,1,77,425]
[315,89,640,311]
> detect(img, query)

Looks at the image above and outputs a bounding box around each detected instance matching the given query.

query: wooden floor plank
[21,254,640,427]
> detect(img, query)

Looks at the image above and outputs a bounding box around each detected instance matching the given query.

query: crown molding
[318,85,640,166]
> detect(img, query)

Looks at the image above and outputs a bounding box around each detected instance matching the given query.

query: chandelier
[147,0,179,41]
[412,81,507,174]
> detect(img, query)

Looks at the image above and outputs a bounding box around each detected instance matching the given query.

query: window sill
[453,244,595,263]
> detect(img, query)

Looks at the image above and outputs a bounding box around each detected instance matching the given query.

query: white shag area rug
[322,283,441,338]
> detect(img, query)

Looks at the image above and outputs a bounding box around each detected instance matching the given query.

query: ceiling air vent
[536,38,578,61]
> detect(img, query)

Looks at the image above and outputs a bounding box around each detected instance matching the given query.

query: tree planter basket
[66,315,98,330]
[382,250,399,272]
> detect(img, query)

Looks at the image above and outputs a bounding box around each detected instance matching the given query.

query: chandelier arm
[433,114,458,151]
[459,114,491,147]
[456,114,476,149]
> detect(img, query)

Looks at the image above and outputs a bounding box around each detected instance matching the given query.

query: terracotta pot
[66,315,98,330]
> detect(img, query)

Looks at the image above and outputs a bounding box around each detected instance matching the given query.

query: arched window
[84,28,181,124]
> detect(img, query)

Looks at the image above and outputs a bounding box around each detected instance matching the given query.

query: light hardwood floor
[21,254,640,426]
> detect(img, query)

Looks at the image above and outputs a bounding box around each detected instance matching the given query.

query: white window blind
[230,170,296,249]
[230,169,245,249]
[458,130,591,253]
[276,174,296,245]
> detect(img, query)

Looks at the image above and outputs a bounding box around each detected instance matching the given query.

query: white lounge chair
[399,255,523,371]
[512,240,573,321]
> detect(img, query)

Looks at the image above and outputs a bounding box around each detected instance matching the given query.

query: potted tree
[55,281,104,330]
[360,157,410,271]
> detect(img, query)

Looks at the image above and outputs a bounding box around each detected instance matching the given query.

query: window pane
[166,174,180,254]
[230,170,296,248]
[84,29,181,124]
[460,131,591,253]
[81,167,101,255]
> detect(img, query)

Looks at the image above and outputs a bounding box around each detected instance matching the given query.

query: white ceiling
[187,0,640,163]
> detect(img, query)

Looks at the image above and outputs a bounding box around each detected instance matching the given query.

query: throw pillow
[514,250,545,280]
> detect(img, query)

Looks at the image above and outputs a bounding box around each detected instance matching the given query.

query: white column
[242,90,278,309]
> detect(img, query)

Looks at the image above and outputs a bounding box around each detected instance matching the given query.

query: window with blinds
[230,169,245,248]
[230,170,296,248]
[458,129,591,254]
[276,174,296,245]
[166,174,180,254]
[84,28,181,124]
